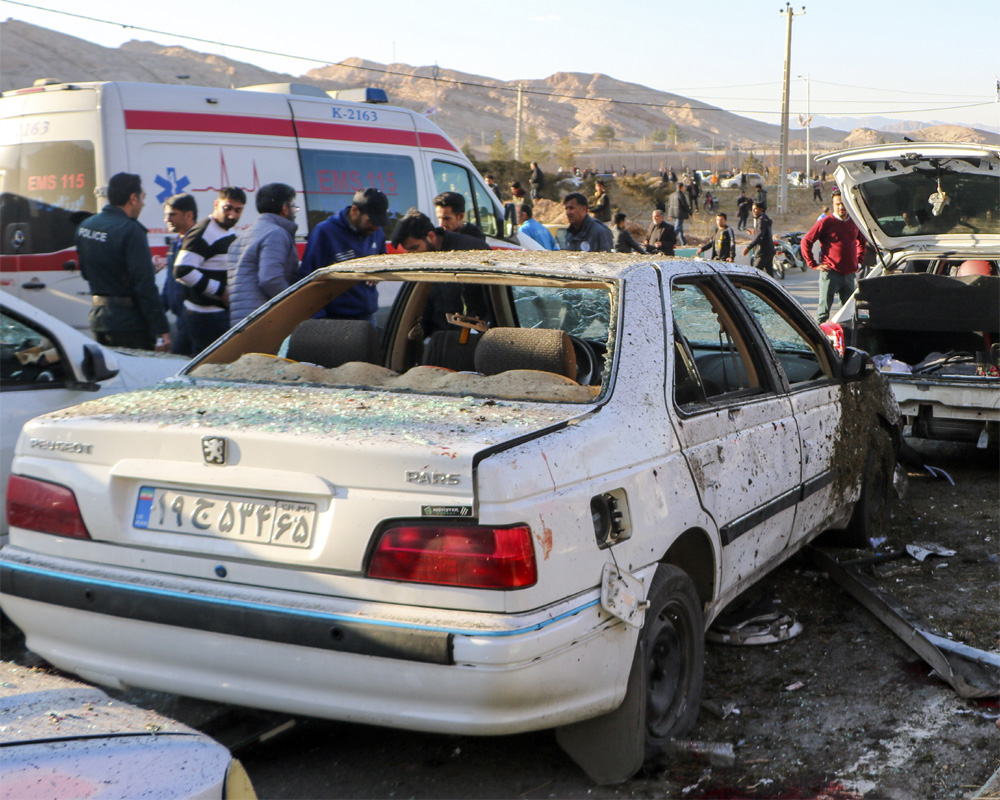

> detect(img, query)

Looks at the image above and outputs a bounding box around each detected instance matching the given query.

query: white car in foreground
[825,142,999,447]
[1,290,186,531]
[1,252,899,783]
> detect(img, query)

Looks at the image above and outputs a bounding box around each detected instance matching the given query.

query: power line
[2,1,993,119]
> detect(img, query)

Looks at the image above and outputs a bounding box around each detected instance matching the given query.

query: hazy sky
[3,0,997,130]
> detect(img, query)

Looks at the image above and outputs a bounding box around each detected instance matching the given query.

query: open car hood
[824,143,1000,264]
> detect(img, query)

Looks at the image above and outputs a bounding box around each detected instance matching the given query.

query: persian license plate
[133,485,315,548]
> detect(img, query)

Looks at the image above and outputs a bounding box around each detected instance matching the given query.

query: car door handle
[727,407,741,421]
[22,279,46,290]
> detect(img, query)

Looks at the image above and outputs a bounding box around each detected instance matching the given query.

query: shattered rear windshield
[857,161,1000,237]
[190,276,616,404]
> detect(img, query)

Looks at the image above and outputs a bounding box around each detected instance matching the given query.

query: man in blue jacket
[299,188,390,323]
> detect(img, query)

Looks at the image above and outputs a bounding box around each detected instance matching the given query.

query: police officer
[76,172,171,351]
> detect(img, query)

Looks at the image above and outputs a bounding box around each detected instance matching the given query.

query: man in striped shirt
[173,187,246,352]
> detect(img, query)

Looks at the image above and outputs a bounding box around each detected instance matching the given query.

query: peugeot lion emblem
[202,436,227,465]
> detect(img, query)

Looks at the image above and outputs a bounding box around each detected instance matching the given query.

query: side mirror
[841,346,873,381]
[82,342,120,383]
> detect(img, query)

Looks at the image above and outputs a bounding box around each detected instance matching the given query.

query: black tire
[828,429,895,548]
[642,564,704,763]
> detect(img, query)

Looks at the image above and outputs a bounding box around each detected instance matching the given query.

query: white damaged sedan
[1,253,899,783]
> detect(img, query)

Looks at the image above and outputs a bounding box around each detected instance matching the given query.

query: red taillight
[368,524,537,589]
[820,322,845,357]
[6,475,91,539]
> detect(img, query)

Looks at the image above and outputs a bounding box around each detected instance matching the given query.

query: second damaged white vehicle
[1,253,899,783]
[824,143,999,447]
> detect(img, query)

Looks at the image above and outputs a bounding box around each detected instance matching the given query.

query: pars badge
[202,436,227,465]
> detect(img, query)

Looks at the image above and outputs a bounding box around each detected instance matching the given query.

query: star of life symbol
[202,436,227,465]
[155,167,191,203]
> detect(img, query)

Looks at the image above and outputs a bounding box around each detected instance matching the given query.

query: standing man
[434,191,484,239]
[643,208,676,256]
[697,213,736,262]
[529,162,545,200]
[173,187,245,353]
[75,172,170,352]
[666,183,691,245]
[484,175,501,199]
[812,176,823,202]
[228,183,300,326]
[590,180,612,224]
[800,188,867,323]
[516,204,559,250]
[161,193,197,356]
[611,212,645,254]
[742,201,775,277]
[299,187,390,324]
[736,191,752,231]
[563,192,613,252]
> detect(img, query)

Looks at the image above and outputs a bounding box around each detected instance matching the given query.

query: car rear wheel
[642,564,704,763]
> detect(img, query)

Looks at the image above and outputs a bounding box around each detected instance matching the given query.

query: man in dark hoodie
[299,187,390,323]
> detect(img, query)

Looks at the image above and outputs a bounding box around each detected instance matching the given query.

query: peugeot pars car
[0,252,899,783]
[825,143,999,447]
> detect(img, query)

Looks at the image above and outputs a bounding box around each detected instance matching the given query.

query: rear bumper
[890,376,999,443]
[0,548,639,735]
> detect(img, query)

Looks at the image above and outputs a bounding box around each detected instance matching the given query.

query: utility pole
[777,3,805,215]
[514,84,524,161]
[432,64,439,117]
[798,73,812,181]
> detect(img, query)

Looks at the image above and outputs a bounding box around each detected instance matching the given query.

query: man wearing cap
[800,188,867,323]
[299,188,390,323]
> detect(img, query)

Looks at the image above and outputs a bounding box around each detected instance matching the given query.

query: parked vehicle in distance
[0,80,529,328]
[787,171,808,187]
[1,252,900,785]
[826,142,999,447]
[719,172,765,190]
[774,231,808,277]
[1,289,185,532]
[0,662,256,799]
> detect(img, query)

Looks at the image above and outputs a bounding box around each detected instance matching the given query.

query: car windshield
[189,274,616,404]
[856,161,1000,238]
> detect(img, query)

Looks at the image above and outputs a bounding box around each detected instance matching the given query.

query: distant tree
[488,130,513,161]
[521,125,550,164]
[667,123,680,147]
[461,135,476,162]
[741,153,765,175]
[650,128,667,145]
[593,124,616,149]
[555,137,576,171]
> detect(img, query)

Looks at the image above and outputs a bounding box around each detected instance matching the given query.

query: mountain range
[3,19,997,156]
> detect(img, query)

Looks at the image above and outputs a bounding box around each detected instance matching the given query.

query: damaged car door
[668,276,801,589]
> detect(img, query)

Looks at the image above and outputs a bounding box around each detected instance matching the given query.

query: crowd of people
[74,165,858,358]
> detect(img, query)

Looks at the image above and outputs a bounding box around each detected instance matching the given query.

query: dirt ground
[2,440,996,799]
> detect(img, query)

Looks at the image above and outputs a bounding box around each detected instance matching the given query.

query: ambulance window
[0,141,97,256]
[471,176,502,238]
[298,149,418,238]
[432,161,499,237]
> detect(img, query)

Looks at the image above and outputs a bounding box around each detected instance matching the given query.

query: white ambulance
[0,80,529,329]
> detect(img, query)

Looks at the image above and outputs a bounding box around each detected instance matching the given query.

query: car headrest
[474,327,577,380]
[286,319,380,368]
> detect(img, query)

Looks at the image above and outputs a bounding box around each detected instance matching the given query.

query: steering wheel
[569,335,597,385]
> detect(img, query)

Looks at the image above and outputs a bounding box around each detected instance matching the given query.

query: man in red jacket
[800,188,867,323]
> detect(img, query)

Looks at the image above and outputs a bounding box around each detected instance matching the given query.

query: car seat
[286,319,380,368]
[474,327,577,380]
